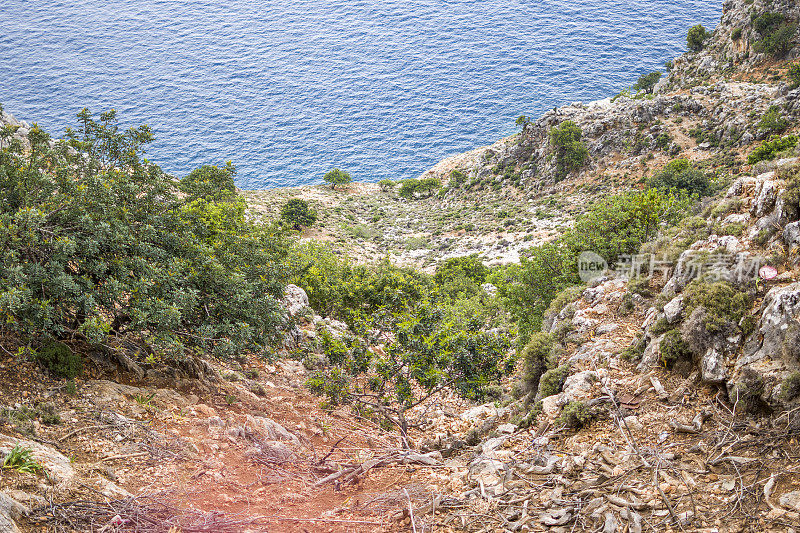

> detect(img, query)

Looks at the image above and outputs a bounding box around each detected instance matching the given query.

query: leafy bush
[556,401,593,429]
[659,329,692,368]
[378,179,395,191]
[788,62,800,88]
[0,109,290,358]
[549,121,589,180]
[35,340,82,379]
[538,364,570,398]
[687,24,710,51]
[280,198,317,229]
[434,254,487,286]
[398,177,441,199]
[731,27,742,40]
[757,105,788,135]
[780,372,800,401]
[179,163,236,202]
[633,71,662,94]
[752,13,797,57]
[648,159,711,196]
[521,332,554,393]
[323,168,352,189]
[748,135,798,164]
[682,280,750,335]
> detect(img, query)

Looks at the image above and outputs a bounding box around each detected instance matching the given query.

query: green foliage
[757,105,788,136]
[306,367,351,407]
[648,159,711,196]
[280,198,317,230]
[549,121,589,180]
[179,162,236,202]
[659,329,692,368]
[731,27,743,40]
[515,115,530,129]
[788,62,800,88]
[633,71,662,94]
[752,13,797,57]
[538,364,570,398]
[782,166,800,219]
[323,168,352,189]
[521,332,554,394]
[556,401,593,429]
[682,280,750,335]
[434,255,487,286]
[497,188,690,340]
[780,372,800,402]
[0,109,290,358]
[398,177,441,199]
[35,340,82,379]
[2,445,42,474]
[448,169,467,187]
[747,135,798,164]
[378,179,395,191]
[687,24,710,51]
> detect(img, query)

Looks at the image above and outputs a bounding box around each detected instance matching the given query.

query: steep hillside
[3,1,800,532]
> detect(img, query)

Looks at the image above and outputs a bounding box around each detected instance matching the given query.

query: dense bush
[789,63,800,88]
[521,332,554,393]
[34,340,83,379]
[538,363,570,398]
[757,105,789,136]
[556,401,593,429]
[323,168,352,189]
[280,198,317,230]
[752,12,797,57]
[434,254,487,286]
[659,329,692,368]
[398,177,441,199]
[687,24,710,51]
[378,179,395,191]
[648,159,711,196]
[549,121,589,180]
[0,109,290,358]
[633,71,662,94]
[747,134,798,164]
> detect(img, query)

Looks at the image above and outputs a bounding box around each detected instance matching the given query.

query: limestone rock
[663,296,684,324]
[245,415,299,444]
[283,284,309,316]
[0,434,75,484]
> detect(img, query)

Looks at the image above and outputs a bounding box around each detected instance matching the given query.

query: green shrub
[556,401,593,429]
[682,280,750,335]
[521,332,555,393]
[788,62,800,88]
[757,105,789,136]
[538,364,570,398]
[179,162,236,202]
[434,254,487,285]
[280,198,317,230]
[659,329,692,368]
[549,121,589,180]
[633,72,662,94]
[780,372,800,401]
[731,28,743,40]
[752,13,797,57]
[306,367,351,407]
[35,340,82,379]
[628,276,652,297]
[2,445,42,474]
[323,168,352,189]
[648,159,711,196]
[687,24,710,51]
[398,177,441,199]
[748,135,798,164]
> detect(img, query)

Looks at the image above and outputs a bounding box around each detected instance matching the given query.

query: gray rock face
[0,492,27,533]
[638,334,665,372]
[751,177,777,218]
[744,283,800,365]
[0,434,75,484]
[664,296,684,324]
[245,415,299,444]
[784,222,800,249]
[283,284,310,316]
[700,346,727,383]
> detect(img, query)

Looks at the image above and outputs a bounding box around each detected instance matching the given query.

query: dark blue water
[1,1,720,189]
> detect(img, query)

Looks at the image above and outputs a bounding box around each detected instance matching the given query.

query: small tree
[687,24,710,51]
[549,121,589,180]
[378,179,395,192]
[633,71,662,94]
[516,115,530,130]
[280,198,317,230]
[179,162,237,202]
[648,159,711,196]
[323,168,352,189]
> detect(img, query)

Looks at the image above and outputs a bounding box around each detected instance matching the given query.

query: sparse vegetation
[2,445,43,474]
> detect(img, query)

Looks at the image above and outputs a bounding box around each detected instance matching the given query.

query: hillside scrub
[0,109,290,359]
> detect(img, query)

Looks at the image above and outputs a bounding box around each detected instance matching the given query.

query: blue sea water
[1,1,721,189]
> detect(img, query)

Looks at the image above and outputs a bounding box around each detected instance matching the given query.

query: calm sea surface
[1,1,721,189]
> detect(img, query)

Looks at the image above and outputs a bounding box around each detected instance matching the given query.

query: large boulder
[741,283,800,366]
[283,284,310,316]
